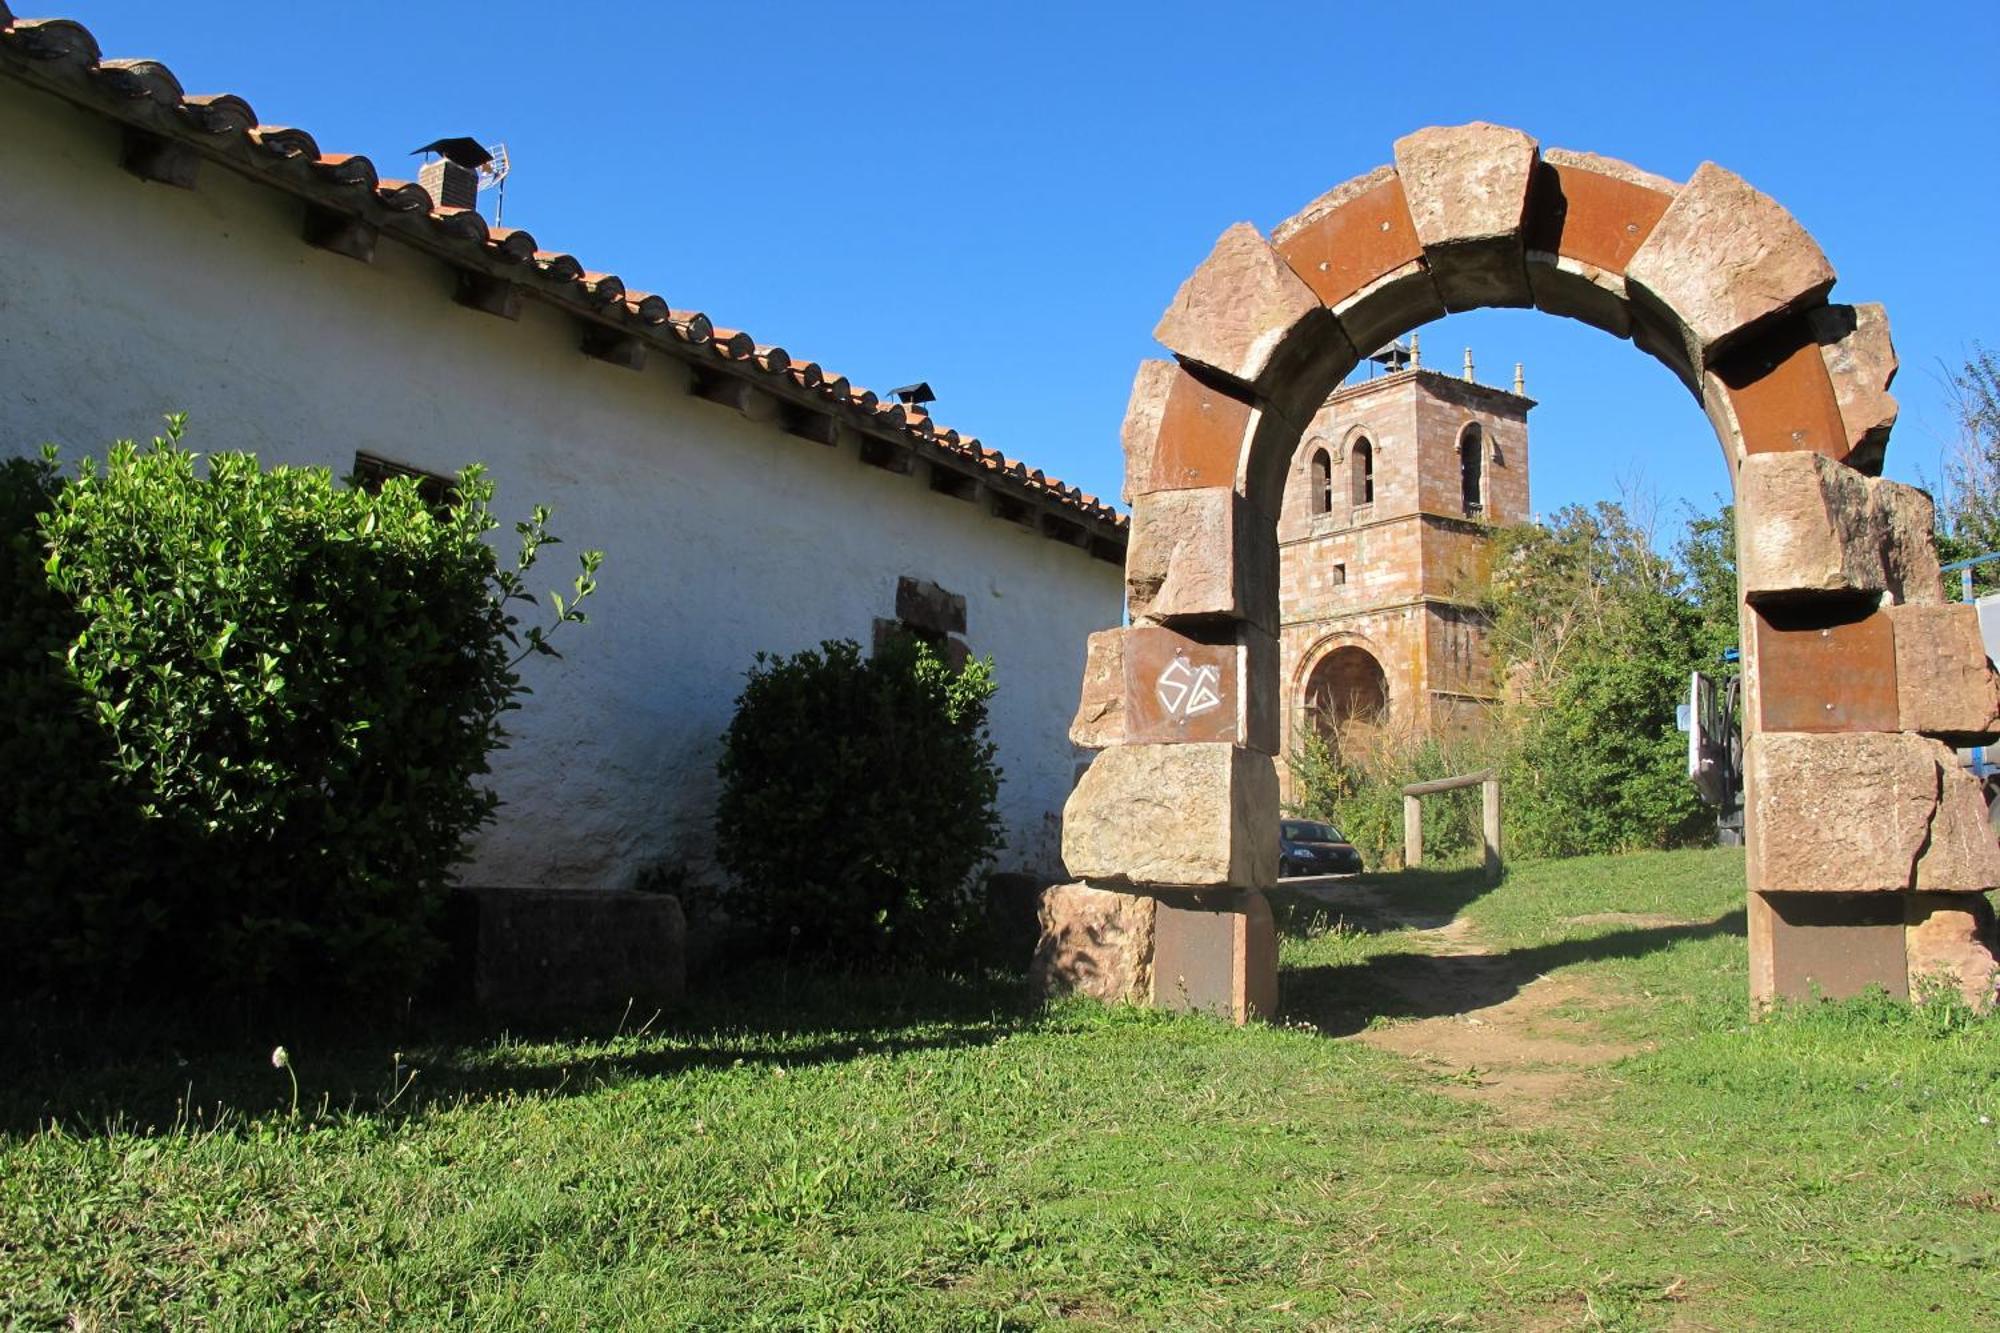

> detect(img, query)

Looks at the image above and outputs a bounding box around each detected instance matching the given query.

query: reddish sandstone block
[1030,882,1156,1006]
[1526,149,1677,275]
[1625,162,1836,369]
[1748,890,1910,1004]
[1747,605,1899,734]
[1810,303,1899,469]
[1917,758,2000,893]
[1061,742,1279,889]
[1392,122,1540,309]
[1888,603,2000,743]
[1747,731,1940,893]
[1906,892,1999,1010]
[1152,888,1278,1023]
[1069,624,1278,753]
[1274,165,1427,310]
[1120,359,1255,500]
[1154,222,1322,390]
[1736,451,1886,603]
[1126,487,1279,634]
[1706,319,1850,461]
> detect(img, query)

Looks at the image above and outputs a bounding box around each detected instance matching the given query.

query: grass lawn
[4,847,1997,1330]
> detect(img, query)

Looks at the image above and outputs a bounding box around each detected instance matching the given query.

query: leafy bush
[0,421,599,1006]
[715,636,1002,962]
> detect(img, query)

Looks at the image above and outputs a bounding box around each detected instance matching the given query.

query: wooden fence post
[1404,794,1423,868]
[1482,777,1502,881]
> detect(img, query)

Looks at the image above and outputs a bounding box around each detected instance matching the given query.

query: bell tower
[1276,339,1534,754]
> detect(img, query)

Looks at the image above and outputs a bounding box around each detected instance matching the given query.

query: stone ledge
[449,886,685,1016]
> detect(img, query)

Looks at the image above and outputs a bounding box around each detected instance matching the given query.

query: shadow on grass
[0,965,1038,1140]
[1270,865,1501,936]
[1280,909,1748,1038]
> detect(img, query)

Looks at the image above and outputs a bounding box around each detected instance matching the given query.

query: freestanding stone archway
[1048,123,2000,1022]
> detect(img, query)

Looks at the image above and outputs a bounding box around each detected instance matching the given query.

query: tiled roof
[0,7,1125,551]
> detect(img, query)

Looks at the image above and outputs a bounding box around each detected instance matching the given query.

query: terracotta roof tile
[0,8,1124,536]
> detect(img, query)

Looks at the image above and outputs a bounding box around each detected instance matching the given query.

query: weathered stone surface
[1068,624,1279,753]
[1808,303,1898,469]
[1029,881,1156,1005]
[1906,892,1999,1010]
[1392,122,1539,309]
[1916,757,2000,893]
[1329,264,1445,370]
[1705,320,1848,462]
[1154,222,1321,390]
[1070,628,1126,749]
[1874,478,1945,605]
[1625,161,1836,368]
[1121,359,1254,500]
[1540,148,1679,201]
[1061,742,1279,888]
[449,887,685,1015]
[1736,451,1886,602]
[1526,252,1632,338]
[1126,487,1278,633]
[1746,732,1939,893]
[1889,603,2000,742]
[1631,302,1702,397]
[1748,890,1910,1004]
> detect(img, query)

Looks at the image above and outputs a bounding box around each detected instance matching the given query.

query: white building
[0,12,1125,893]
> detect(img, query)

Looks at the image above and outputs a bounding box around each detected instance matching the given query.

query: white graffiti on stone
[1155,657,1224,721]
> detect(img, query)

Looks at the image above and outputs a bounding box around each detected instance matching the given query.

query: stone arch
[1067,122,2000,1023]
[1304,644,1389,735]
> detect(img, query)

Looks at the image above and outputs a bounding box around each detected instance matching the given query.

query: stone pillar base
[1749,889,2000,1012]
[1031,882,1277,1024]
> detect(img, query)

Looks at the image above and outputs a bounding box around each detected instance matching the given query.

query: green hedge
[715,637,1002,962]
[0,422,599,1006]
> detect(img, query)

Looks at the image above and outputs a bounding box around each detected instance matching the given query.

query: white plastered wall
[0,81,1121,890]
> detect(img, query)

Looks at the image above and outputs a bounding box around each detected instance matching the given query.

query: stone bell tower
[1276,339,1534,755]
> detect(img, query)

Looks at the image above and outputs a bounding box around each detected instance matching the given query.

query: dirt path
[1290,879,1646,1125]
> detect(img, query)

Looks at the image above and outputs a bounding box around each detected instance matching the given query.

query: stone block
[1889,603,2000,743]
[1152,888,1278,1023]
[1625,161,1836,369]
[1525,251,1633,338]
[895,575,966,635]
[1274,165,1426,310]
[1705,320,1849,461]
[1153,222,1322,391]
[1915,758,2000,893]
[1391,122,1539,309]
[1749,890,1910,1004]
[1748,731,2000,894]
[1061,742,1279,889]
[1906,892,1999,1010]
[1736,451,1886,603]
[1809,303,1898,470]
[1875,478,1944,606]
[1069,623,1278,753]
[1029,881,1156,1006]
[1748,603,1899,733]
[1747,731,1939,893]
[449,887,685,1015]
[1126,487,1279,634]
[1121,359,1254,500]
[1526,149,1677,274]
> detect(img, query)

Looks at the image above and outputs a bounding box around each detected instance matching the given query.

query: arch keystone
[1154,223,1323,392]
[1392,122,1540,310]
[1625,161,1836,370]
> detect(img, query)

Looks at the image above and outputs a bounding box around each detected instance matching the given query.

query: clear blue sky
[48,1,2000,536]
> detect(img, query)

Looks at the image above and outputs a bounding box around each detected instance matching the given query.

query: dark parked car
[1279,820,1363,878]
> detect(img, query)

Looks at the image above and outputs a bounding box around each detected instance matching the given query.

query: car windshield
[1281,820,1344,843]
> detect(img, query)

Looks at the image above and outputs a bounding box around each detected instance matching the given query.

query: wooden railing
[1401,770,1502,880]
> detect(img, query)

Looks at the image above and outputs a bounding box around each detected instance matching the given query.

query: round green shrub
[0,422,599,1007]
[715,636,1002,962]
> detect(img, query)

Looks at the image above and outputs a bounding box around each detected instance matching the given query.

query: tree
[1486,501,1712,857]
[1937,345,2000,594]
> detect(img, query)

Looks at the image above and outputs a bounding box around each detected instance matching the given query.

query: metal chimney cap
[890,382,935,407]
[411,137,493,170]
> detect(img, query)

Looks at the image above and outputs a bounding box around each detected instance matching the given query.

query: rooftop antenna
[477,143,511,227]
